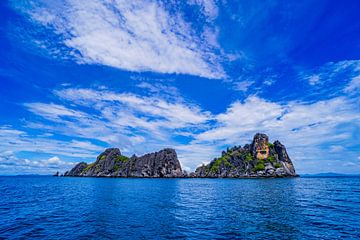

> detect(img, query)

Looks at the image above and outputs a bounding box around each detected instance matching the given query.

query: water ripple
[0,176,360,239]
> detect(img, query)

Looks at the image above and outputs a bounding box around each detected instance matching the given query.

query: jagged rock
[64,162,88,177]
[65,148,183,178]
[251,133,269,159]
[53,171,59,177]
[193,133,297,178]
[274,140,296,175]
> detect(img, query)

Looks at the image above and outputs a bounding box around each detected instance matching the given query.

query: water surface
[0,176,359,239]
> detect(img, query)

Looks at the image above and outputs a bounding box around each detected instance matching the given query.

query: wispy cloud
[344,75,360,94]
[300,60,360,88]
[0,126,102,158]
[189,0,219,21]
[21,88,212,164]
[14,0,225,78]
[233,80,255,92]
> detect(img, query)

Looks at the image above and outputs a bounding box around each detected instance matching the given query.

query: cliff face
[64,148,184,178]
[192,133,297,178]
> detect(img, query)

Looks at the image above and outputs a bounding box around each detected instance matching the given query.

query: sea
[0,176,359,239]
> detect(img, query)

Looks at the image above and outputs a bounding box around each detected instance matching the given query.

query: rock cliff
[192,133,297,178]
[64,148,185,178]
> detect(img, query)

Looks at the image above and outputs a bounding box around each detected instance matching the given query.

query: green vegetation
[82,163,94,173]
[245,153,253,162]
[266,156,276,163]
[274,163,282,168]
[254,161,265,171]
[210,156,232,173]
[268,142,274,148]
[113,165,120,172]
[113,156,129,172]
[100,155,106,160]
[116,155,129,163]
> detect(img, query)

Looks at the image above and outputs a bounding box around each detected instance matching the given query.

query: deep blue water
[0,177,360,239]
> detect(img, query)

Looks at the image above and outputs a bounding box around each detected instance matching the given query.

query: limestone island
[64,133,297,178]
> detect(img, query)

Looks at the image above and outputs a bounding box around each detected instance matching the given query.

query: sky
[0,0,359,175]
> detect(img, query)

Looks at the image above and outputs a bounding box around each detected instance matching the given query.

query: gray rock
[64,162,88,177]
[193,133,297,178]
[65,148,183,178]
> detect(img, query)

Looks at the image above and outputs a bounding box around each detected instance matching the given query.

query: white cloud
[263,79,275,86]
[136,82,179,99]
[175,142,219,170]
[329,145,345,153]
[0,126,103,158]
[307,74,320,85]
[189,0,219,21]
[193,95,360,172]
[195,96,283,142]
[344,75,360,93]
[24,103,86,120]
[18,85,360,172]
[54,88,212,129]
[21,88,212,166]
[233,80,254,92]
[19,0,224,78]
[0,151,77,175]
[300,60,360,88]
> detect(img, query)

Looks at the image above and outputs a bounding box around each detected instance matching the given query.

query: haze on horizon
[0,0,359,175]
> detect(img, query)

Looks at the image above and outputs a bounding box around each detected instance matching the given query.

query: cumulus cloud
[193,95,360,172]
[15,0,224,78]
[196,96,360,144]
[0,151,76,175]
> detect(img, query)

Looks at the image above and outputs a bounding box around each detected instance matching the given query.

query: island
[64,133,297,178]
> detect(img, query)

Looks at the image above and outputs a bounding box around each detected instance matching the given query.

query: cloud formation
[11,78,358,173]
[0,151,76,175]
[0,126,102,158]
[17,0,224,78]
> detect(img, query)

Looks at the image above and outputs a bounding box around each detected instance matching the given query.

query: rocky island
[64,133,297,178]
[192,133,296,178]
[64,148,185,177]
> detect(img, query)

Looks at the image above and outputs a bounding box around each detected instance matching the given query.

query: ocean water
[0,176,359,239]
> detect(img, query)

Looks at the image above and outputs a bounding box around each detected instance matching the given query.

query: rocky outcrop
[64,133,297,178]
[64,162,88,176]
[64,148,185,178]
[192,133,297,178]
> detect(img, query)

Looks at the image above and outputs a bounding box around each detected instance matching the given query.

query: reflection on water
[0,177,360,239]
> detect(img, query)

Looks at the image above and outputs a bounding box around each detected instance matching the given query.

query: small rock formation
[64,148,185,178]
[64,133,297,178]
[53,171,59,177]
[192,133,297,178]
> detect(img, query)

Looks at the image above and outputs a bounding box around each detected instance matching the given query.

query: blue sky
[0,0,359,175]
